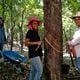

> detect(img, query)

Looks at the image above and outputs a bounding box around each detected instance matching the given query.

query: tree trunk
[10,0,13,50]
[2,0,5,19]
[19,9,25,53]
[43,0,63,80]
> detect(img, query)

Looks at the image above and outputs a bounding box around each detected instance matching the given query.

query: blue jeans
[76,57,80,72]
[29,56,43,80]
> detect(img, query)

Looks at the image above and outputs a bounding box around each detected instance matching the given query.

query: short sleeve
[70,30,80,46]
[25,30,31,39]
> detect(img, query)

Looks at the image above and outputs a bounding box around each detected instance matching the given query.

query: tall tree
[43,0,63,80]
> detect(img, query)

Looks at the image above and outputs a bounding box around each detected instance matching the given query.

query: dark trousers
[0,43,3,51]
[0,43,3,58]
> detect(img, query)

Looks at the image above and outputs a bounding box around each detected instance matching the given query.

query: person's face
[31,21,39,30]
[74,17,80,27]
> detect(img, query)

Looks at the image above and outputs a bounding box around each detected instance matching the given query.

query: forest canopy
[0,0,80,50]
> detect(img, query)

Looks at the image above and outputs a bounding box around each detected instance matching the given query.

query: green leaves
[66,0,80,12]
[0,0,43,41]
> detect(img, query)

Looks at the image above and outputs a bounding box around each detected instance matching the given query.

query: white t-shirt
[69,28,80,57]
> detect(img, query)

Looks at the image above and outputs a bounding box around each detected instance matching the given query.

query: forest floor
[0,43,80,80]
[63,51,80,80]
[0,43,30,80]
[0,43,45,80]
[0,61,30,80]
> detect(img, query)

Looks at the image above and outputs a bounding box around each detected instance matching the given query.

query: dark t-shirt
[25,29,43,58]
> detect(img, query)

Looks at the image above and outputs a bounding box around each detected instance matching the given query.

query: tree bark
[43,0,63,80]
[10,0,13,50]
[2,0,5,19]
[19,9,25,53]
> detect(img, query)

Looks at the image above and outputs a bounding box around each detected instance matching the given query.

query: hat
[27,17,42,26]
[70,11,80,19]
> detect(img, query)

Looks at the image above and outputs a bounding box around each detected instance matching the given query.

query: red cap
[27,17,42,26]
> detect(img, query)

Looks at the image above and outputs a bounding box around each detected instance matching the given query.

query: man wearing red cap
[67,11,80,72]
[25,17,43,80]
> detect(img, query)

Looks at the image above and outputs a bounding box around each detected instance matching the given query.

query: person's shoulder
[75,29,80,36]
[28,29,33,32]
[27,30,33,34]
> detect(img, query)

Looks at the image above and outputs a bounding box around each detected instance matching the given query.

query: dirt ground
[0,59,30,80]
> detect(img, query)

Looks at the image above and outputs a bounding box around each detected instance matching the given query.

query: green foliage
[0,0,44,40]
[0,0,79,44]
[62,0,80,13]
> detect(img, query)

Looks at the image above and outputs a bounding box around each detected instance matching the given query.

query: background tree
[0,0,43,52]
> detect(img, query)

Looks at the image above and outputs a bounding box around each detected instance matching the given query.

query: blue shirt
[0,26,6,43]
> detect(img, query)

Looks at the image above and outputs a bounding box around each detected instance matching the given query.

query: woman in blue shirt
[0,17,6,51]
